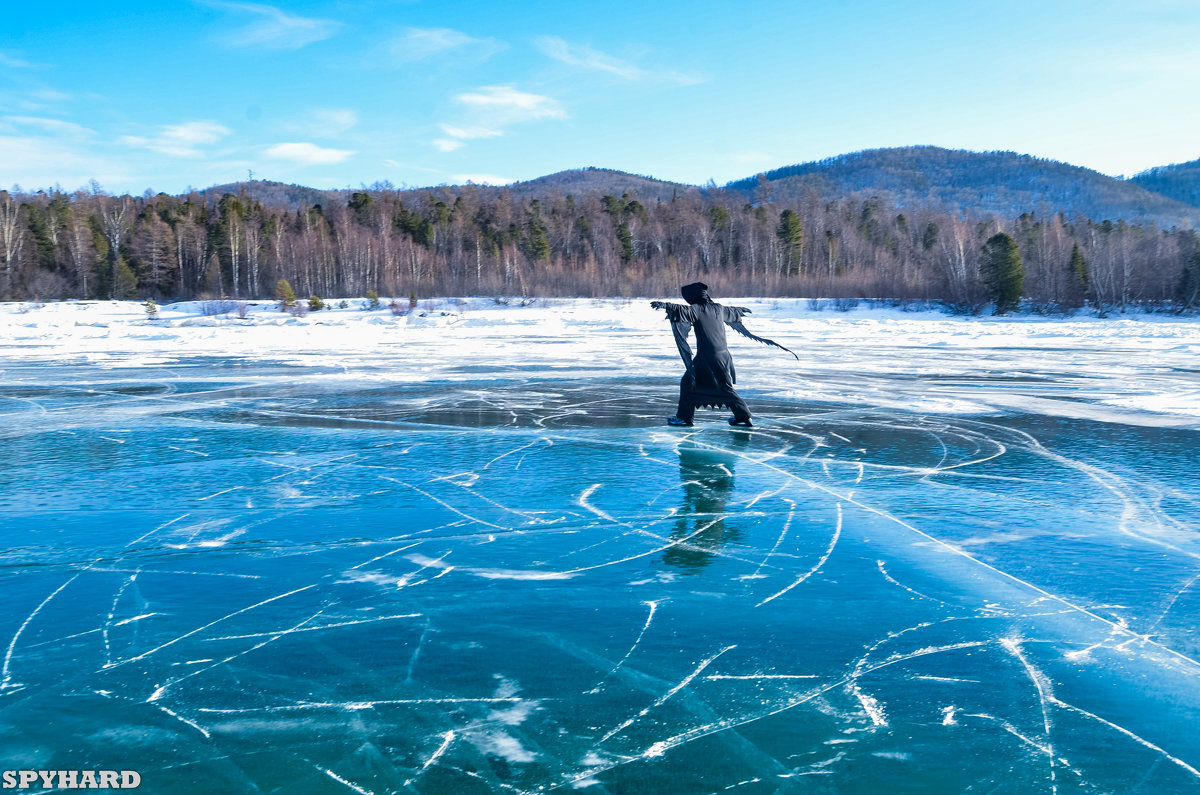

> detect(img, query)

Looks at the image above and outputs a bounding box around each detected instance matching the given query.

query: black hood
[681,282,710,305]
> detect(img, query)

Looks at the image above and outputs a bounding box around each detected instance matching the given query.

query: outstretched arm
[722,305,798,360]
[650,301,696,323]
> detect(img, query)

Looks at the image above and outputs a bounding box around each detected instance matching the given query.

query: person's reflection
[663,439,746,572]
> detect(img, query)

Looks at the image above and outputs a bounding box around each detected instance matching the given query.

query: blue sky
[3,0,1199,195]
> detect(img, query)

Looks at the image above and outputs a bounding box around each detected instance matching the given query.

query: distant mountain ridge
[725,146,1200,227]
[197,146,1200,227]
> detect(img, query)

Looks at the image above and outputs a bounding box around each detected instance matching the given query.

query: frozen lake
[3,299,1200,793]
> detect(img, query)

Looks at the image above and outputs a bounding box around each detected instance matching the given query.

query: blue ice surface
[2,355,1200,794]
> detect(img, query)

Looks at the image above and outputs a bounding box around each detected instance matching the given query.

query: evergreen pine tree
[617,222,634,264]
[275,278,296,311]
[1178,251,1200,311]
[776,210,804,275]
[1068,243,1087,286]
[980,232,1024,314]
[1065,242,1088,308]
[113,256,138,299]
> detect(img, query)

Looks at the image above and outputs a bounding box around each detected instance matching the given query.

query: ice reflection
[664,442,746,573]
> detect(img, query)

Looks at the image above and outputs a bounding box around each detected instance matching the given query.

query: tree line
[1,181,1197,314]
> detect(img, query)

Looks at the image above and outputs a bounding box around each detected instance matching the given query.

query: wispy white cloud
[120,121,232,158]
[534,37,645,80]
[0,51,36,69]
[438,123,502,141]
[6,88,75,114]
[434,124,502,153]
[454,86,567,122]
[2,116,93,138]
[30,88,72,103]
[387,27,506,63]
[214,2,341,50]
[432,86,566,153]
[534,36,704,86]
[265,141,354,165]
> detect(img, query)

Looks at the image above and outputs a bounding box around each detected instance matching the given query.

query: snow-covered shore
[4,297,1200,425]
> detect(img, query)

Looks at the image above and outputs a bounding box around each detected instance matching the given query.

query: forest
[1,175,1198,315]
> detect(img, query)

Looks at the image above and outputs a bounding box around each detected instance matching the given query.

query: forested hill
[1129,158,1200,209]
[203,147,1200,227]
[201,180,345,211]
[725,146,1200,227]
[501,168,699,202]
[202,168,698,211]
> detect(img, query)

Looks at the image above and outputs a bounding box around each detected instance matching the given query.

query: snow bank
[4,297,1200,424]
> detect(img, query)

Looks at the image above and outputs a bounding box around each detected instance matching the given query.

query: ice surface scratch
[166,445,209,457]
[196,486,243,502]
[347,541,423,570]
[483,438,552,469]
[314,764,374,795]
[1001,637,1057,794]
[965,713,1053,757]
[198,697,526,713]
[739,483,788,509]
[1048,697,1200,779]
[599,644,735,744]
[124,513,190,548]
[405,730,456,786]
[577,484,618,523]
[105,584,316,669]
[586,600,660,693]
[451,482,550,523]
[149,608,328,702]
[201,613,420,641]
[113,613,159,626]
[876,559,943,603]
[155,704,211,739]
[578,640,988,780]
[381,476,510,530]
[103,572,139,665]
[1147,567,1200,633]
[558,516,728,576]
[707,674,818,680]
[756,503,842,607]
[749,498,796,579]
[2,574,80,691]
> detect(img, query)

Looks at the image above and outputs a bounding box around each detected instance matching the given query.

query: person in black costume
[650,282,796,428]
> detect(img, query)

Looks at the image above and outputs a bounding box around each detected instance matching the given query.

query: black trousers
[675,373,751,423]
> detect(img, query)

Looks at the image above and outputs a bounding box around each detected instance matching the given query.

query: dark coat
[661,301,748,395]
